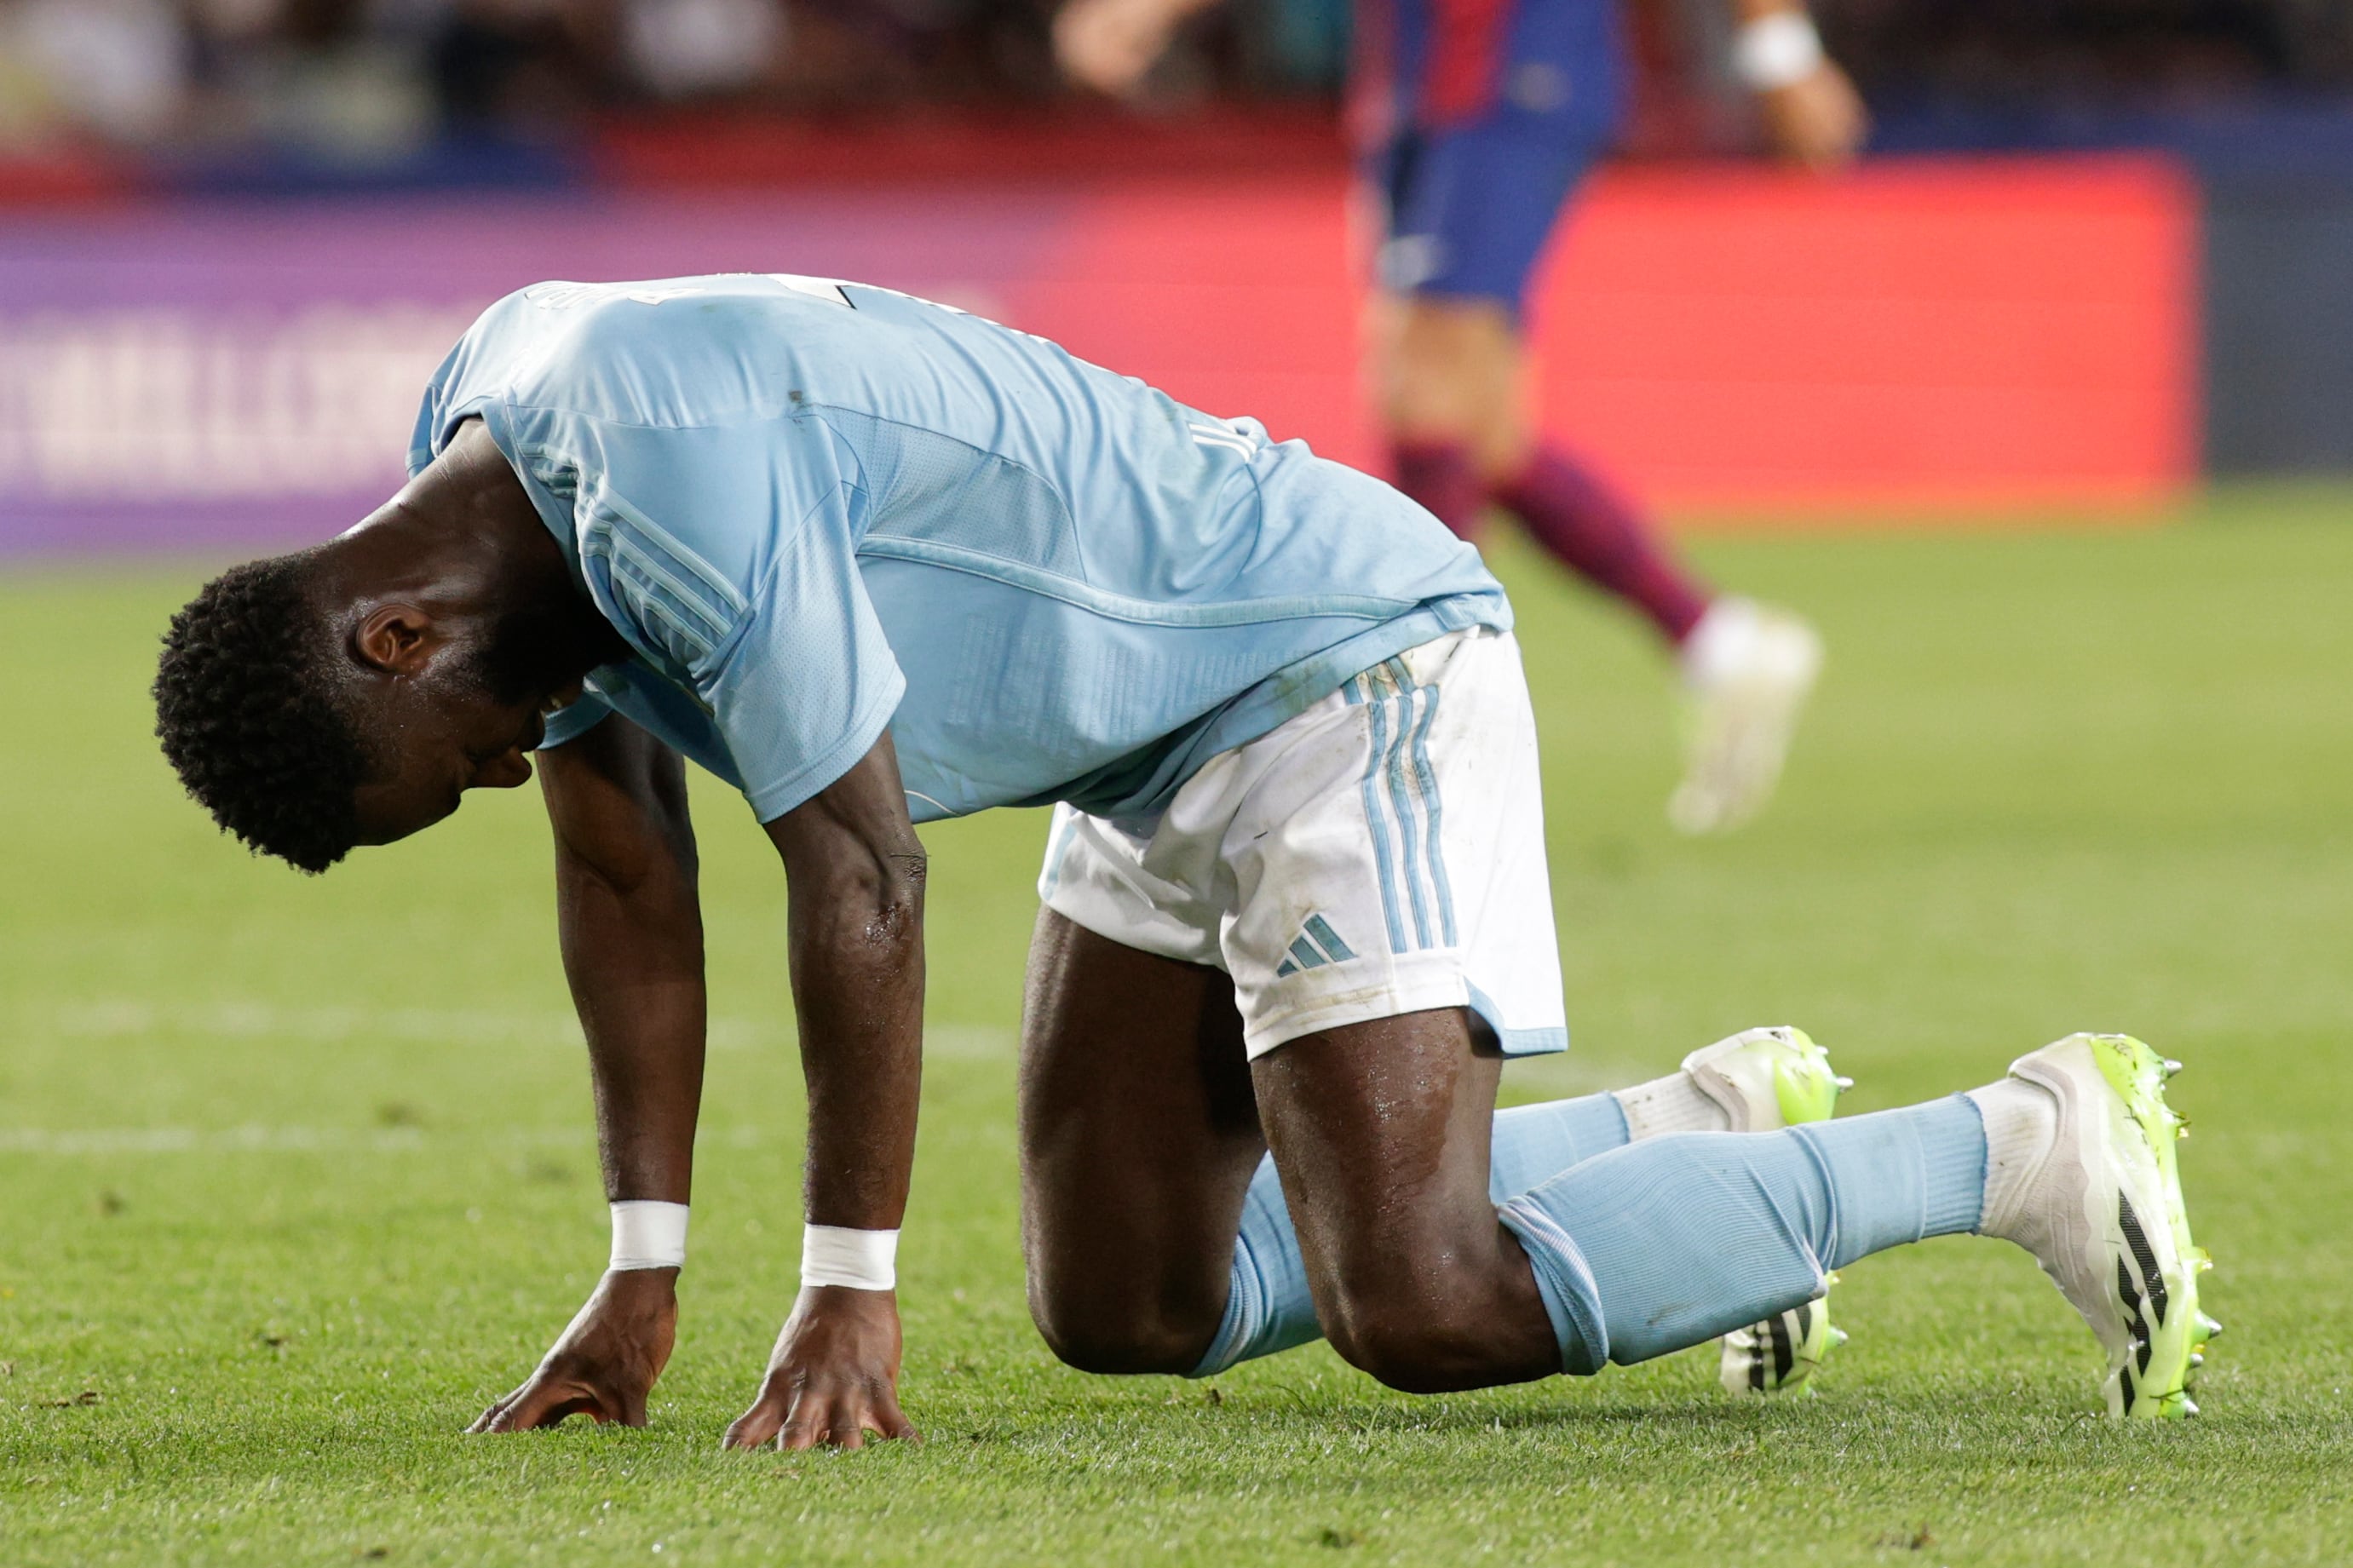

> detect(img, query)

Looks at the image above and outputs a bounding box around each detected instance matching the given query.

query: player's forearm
[786,854,926,1230]
[763,733,929,1234]
[541,725,711,1207]
[558,855,709,1204]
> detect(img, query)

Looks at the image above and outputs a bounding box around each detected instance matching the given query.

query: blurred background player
[1056,0,1862,833]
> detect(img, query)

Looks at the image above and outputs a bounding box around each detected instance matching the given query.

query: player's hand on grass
[1760,61,1868,172]
[468,1267,678,1433]
[722,1285,918,1451]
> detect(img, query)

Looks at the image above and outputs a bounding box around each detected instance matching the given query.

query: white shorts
[1038,627,1568,1060]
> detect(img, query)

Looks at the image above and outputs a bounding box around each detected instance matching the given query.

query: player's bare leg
[1372,292,1532,485]
[1251,1006,1560,1391]
[1017,910,1269,1373]
[1021,917,1556,1390]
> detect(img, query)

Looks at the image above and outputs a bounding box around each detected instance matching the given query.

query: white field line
[6,1123,767,1157]
[50,1000,592,1048]
[31,1002,1013,1059]
[5,1012,1013,1154]
[5,1029,1649,1155]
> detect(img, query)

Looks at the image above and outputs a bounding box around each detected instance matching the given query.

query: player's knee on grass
[1314,1253,1544,1395]
[1027,1269,1228,1377]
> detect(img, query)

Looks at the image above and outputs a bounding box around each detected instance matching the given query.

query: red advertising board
[1527,158,2199,515]
[1024,158,2198,518]
[0,155,2194,554]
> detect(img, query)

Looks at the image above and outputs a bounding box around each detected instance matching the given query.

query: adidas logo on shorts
[1274,914,1356,977]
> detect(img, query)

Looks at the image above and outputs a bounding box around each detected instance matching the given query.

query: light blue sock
[1486,1094,1634,1203]
[1500,1095,1988,1371]
[1190,1091,1631,1376]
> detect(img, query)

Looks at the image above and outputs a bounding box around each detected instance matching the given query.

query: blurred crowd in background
[4,0,2353,165]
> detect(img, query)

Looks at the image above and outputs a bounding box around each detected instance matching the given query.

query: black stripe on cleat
[1768,1312,1795,1386]
[2117,1193,2169,1328]
[2117,1257,2152,1368]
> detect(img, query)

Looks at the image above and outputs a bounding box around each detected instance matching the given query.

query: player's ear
[352,602,440,676]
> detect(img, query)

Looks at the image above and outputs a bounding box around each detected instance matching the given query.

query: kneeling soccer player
[152,273,2213,1445]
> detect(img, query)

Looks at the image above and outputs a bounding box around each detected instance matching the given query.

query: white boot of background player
[1671,597,1824,836]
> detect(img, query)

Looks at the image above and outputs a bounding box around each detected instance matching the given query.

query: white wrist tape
[801,1224,899,1291]
[1733,11,1824,90]
[608,1200,689,1271]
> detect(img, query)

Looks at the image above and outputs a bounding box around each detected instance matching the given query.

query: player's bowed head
[153,421,625,870]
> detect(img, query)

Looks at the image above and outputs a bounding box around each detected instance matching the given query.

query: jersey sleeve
[533,691,614,751]
[701,479,908,821]
[555,410,906,823]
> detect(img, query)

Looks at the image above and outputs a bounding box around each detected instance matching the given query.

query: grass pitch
[4,497,2353,1565]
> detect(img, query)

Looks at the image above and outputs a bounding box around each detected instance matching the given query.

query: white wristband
[608,1200,688,1271]
[1733,11,1824,91]
[801,1224,898,1291]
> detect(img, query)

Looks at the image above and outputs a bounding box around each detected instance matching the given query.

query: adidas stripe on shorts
[1038,627,1568,1059]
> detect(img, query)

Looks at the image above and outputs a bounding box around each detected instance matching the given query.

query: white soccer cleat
[1675,1027,1855,1395]
[1669,598,1823,836]
[1979,1033,2208,1419]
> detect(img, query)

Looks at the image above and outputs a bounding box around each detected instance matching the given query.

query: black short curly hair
[153,550,372,875]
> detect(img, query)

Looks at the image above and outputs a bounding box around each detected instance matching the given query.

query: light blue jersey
[410,274,1510,824]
